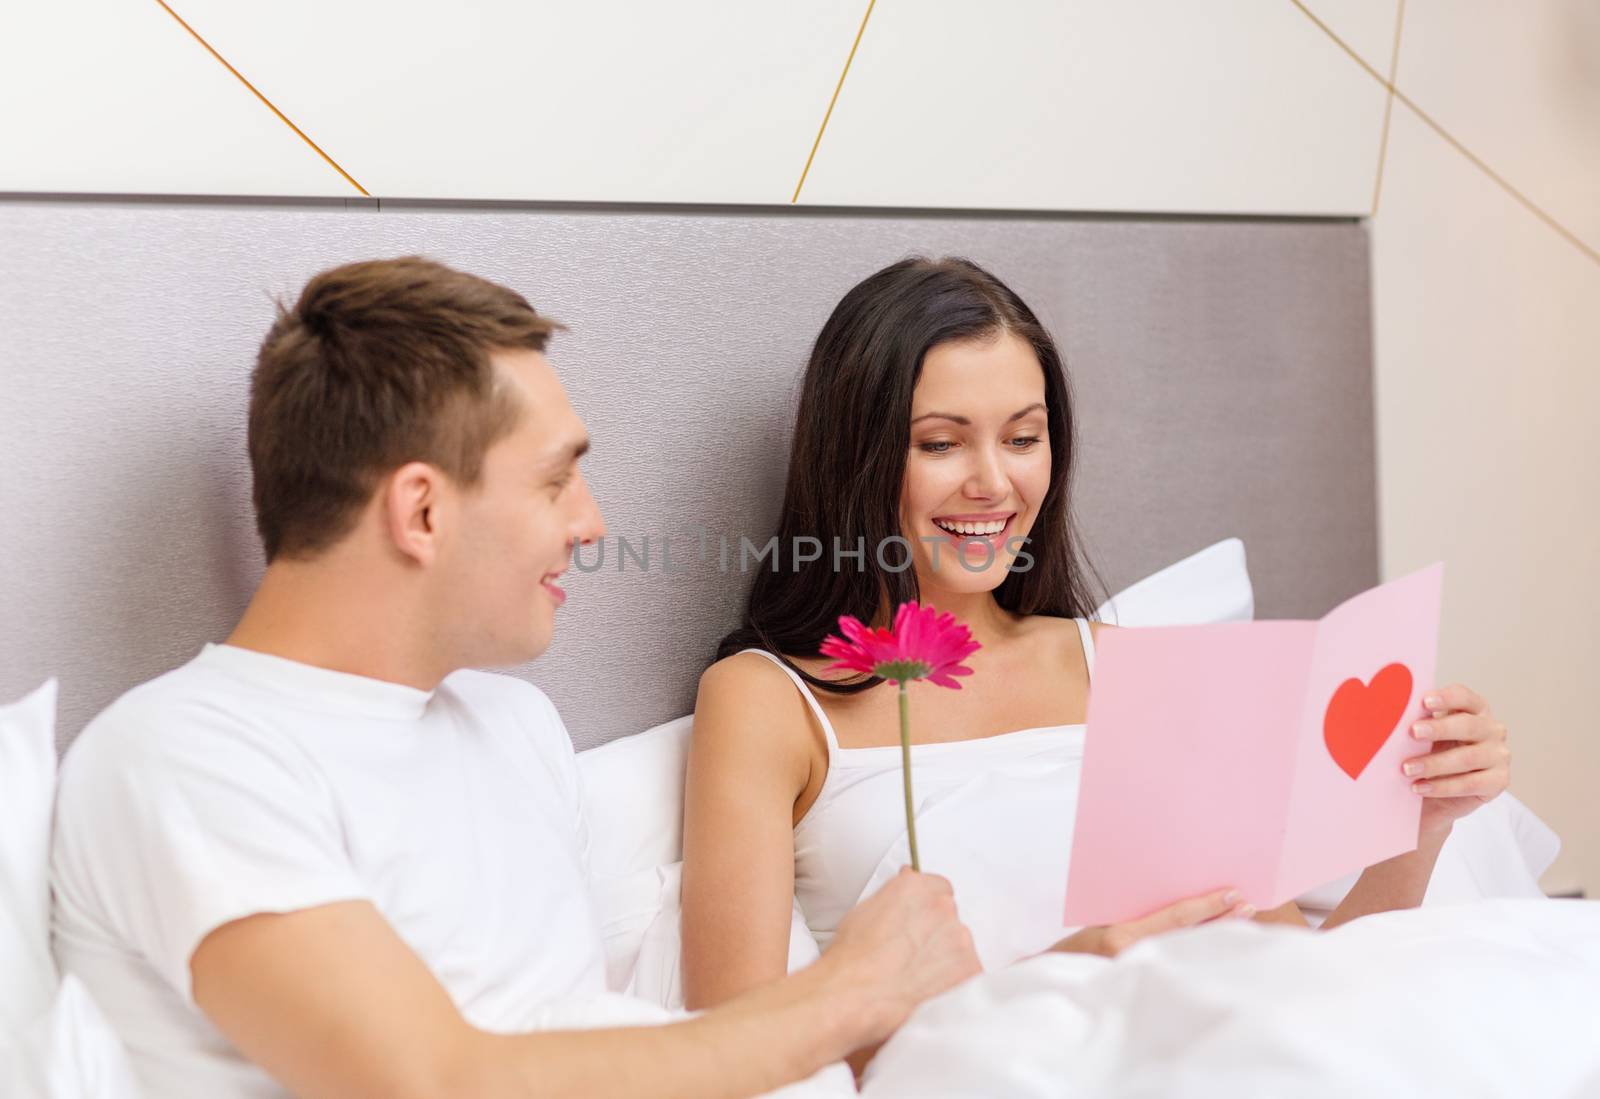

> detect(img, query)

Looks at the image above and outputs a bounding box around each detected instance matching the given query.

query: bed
[2,197,1595,1097]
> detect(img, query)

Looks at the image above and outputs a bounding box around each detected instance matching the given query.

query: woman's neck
[908,583,1017,647]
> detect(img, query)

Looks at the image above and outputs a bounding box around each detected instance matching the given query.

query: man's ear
[382,461,446,565]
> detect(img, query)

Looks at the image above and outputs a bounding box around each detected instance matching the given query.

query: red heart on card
[1323,663,1414,780]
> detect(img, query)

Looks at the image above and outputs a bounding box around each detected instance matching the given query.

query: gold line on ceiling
[1369,0,1406,217]
[1289,0,1597,267]
[792,0,877,204]
[153,0,369,196]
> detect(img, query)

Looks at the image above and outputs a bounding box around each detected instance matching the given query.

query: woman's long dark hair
[716,256,1106,692]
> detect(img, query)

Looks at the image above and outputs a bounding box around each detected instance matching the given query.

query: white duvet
[861,898,1600,1098]
[536,899,1600,1098]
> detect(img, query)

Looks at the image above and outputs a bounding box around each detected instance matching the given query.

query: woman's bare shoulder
[699,649,799,706]
[693,652,817,772]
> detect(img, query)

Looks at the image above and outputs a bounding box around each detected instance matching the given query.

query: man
[50,257,981,1099]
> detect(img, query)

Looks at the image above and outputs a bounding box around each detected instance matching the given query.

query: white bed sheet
[519,899,1600,1097]
[862,898,1600,1098]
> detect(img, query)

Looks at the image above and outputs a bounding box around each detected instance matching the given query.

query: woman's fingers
[1133,888,1250,935]
[1164,888,1237,927]
[1412,770,1505,799]
[1403,741,1508,780]
[1420,682,1489,717]
[1091,888,1258,956]
[1410,711,1506,744]
[1408,683,1510,800]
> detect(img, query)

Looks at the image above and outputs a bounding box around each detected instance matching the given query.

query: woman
[681,257,1511,1035]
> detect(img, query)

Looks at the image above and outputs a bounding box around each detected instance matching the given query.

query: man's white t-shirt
[50,643,611,1099]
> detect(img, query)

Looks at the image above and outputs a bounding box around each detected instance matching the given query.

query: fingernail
[1413,781,1432,794]
[1237,904,1257,918]
[1412,722,1430,739]
[1423,694,1442,709]
[1403,760,1422,777]
[1223,890,1241,905]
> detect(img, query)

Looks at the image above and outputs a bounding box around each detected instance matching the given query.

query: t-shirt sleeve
[52,707,369,1007]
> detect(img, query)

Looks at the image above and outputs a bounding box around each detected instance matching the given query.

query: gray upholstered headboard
[0,199,1377,750]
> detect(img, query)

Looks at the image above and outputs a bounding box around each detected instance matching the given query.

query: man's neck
[226,554,448,691]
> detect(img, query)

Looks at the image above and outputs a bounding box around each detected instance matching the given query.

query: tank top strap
[735,648,842,753]
[1074,617,1096,680]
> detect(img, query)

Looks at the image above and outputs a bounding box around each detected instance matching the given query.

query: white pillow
[1,680,61,1030]
[579,715,693,881]
[578,716,696,991]
[1093,536,1254,626]
[578,721,824,1002]
[0,682,141,1097]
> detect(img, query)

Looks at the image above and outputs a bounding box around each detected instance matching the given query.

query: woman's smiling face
[901,329,1053,596]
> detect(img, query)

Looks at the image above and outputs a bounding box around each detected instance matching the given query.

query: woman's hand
[1403,682,1511,839]
[1047,888,1254,958]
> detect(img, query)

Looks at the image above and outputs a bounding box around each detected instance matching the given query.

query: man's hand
[814,867,983,1044]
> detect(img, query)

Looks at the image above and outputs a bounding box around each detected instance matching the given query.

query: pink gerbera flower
[819,602,982,870]
[820,602,981,687]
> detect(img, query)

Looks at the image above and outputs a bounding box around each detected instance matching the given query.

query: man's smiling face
[437,348,605,667]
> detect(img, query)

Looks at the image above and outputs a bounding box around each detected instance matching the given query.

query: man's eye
[918,441,955,454]
[549,475,573,495]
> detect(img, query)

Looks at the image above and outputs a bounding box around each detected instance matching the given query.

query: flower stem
[899,681,920,872]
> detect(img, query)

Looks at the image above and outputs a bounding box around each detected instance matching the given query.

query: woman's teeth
[933,517,1008,536]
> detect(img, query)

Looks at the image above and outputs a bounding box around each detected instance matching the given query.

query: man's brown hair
[249,256,561,562]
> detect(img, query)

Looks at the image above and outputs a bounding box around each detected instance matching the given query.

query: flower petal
[824,603,984,689]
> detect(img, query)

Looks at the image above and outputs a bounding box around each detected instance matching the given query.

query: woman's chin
[918,562,1016,595]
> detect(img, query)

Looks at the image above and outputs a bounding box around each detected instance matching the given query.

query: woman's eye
[549,475,573,496]
[917,441,955,454]
[1008,436,1042,450]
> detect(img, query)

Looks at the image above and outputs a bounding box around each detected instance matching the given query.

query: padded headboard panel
[0,199,1378,750]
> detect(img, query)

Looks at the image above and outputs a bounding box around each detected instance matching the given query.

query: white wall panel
[2,1,1408,214]
[797,0,1391,214]
[1303,0,1403,76]
[1369,0,1599,896]
[0,1,351,195]
[158,0,865,202]
[1394,0,1600,245]
[1372,102,1600,898]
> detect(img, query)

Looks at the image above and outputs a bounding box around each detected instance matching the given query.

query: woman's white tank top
[737,617,1093,970]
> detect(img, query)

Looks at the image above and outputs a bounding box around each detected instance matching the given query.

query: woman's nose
[964,446,1009,500]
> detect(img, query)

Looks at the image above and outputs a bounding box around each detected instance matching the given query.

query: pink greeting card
[1062,562,1444,927]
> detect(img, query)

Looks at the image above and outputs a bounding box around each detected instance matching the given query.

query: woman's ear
[382,461,444,565]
